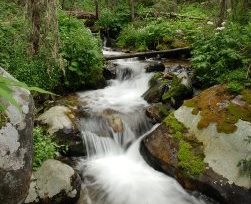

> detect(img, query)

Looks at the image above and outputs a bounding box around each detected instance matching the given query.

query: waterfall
[77,49,207,204]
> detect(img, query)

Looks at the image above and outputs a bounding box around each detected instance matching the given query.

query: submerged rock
[141,85,251,204]
[25,159,81,204]
[0,68,34,204]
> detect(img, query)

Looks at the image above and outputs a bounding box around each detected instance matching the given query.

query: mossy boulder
[143,71,193,108]
[141,85,251,203]
[142,72,169,103]
[162,73,193,108]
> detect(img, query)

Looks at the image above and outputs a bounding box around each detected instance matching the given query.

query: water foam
[77,50,206,204]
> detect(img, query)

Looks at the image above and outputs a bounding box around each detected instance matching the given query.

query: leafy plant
[59,12,105,90]
[0,75,55,112]
[33,127,60,171]
[192,23,251,89]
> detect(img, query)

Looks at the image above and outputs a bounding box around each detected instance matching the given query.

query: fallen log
[66,10,96,19]
[138,12,208,21]
[104,47,191,61]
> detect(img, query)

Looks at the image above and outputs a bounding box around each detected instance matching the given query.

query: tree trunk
[130,0,135,21]
[216,0,226,27]
[94,0,99,19]
[30,0,41,55]
[173,0,178,13]
[104,47,191,60]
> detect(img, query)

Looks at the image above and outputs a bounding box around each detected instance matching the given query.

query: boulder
[25,159,81,204]
[103,62,117,80]
[141,85,251,204]
[143,72,193,107]
[0,68,34,204]
[145,62,165,73]
[161,73,193,108]
[37,105,85,157]
[143,72,169,103]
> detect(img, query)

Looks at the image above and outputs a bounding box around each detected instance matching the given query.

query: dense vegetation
[0,0,104,93]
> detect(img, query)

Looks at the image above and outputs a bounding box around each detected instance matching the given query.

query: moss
[0,111,8,128]
[183,85,251,134]
[242,89,251,105]
[149,72,163,87]
[159,105,170,118]
[162,75,192,103]
[177,140,205,176]
[164,113,205,176]
[164,113,186,135]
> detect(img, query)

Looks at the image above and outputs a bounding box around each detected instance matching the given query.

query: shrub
[192,23,251,89]
[33,127,59,170]
[96,6,131,38]
[117,19,206,51]
[59,12,105,90]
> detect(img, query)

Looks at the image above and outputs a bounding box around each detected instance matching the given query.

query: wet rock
[145,62,165,73]
[102,109,124,133]
[143,72,193,108]
[162,74,193,108]
[143,72,169,103]
[146,103,170,124]
[25,159,81,204]
[0,68,34,204]
[141,86,251,204]
[103,62,117,80]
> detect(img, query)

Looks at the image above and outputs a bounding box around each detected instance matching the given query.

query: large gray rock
[141,86,251,204]
[25,159,81,204]
[0,68,34,204]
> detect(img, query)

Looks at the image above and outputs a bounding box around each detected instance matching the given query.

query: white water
[77,49,206,204]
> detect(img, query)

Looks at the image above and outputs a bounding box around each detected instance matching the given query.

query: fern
[0,75,55,112]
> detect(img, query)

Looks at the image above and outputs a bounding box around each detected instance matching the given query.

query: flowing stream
[77,48,207,204]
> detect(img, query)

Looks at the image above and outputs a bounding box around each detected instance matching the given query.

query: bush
[97,6,131,38]
[59,12,105,90]
[117,19,204,51]
[33,127,59,171]
[192,23,251,89]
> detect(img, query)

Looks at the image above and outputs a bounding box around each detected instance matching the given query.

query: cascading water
[77,48,207,204]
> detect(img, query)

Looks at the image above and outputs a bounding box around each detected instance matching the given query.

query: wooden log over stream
[104,47,191,61]
[66,10,96,19]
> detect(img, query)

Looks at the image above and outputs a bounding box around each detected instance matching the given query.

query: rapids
[77,48,206,204]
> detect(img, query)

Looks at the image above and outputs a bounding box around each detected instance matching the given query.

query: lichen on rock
[184,85,251,134]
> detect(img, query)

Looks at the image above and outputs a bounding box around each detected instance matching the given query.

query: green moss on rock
[164,113,186,137]
[164,113,205,176]
[178,140,205,176]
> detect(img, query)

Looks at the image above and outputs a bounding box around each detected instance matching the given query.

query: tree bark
[217,0,226,27]
[173,0,178,13]
[94,0,99,19]
[130,0,135,21]
[30,0,41,55]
